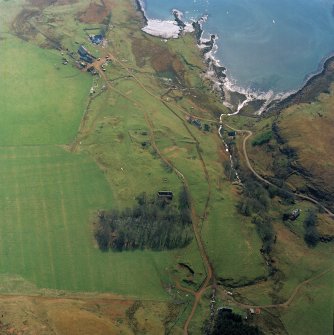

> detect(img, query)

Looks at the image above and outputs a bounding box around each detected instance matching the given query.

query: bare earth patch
[131,36,185,80]
[78,0,112,24]
[0,294,179,335]
[278,88,334,205]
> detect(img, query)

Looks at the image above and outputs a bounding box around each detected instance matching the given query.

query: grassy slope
[246,84,334,209]
[282,270,334,335]
[278,89,334,195]
[234,118,334,333]
[227,85,334,335]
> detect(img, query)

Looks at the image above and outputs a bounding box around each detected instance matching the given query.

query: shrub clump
[252,130,273,146]
[237,175,275,254]
[204,309,263,335]
[303,210,319,247]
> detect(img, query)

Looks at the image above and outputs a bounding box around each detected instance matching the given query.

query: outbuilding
[157,191,173,200]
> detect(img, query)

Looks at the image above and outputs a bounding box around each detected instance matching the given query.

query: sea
[141,0,334,95]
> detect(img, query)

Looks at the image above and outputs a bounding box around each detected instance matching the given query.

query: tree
[253,215,275,254]
[94,221,110,252]
[303,210,319,247]
[179,186,190,210]
[304,227,319,247]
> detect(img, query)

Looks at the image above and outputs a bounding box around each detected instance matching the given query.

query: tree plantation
[94,188,193,251]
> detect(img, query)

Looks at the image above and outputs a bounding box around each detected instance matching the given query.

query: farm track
[105,54,213,225]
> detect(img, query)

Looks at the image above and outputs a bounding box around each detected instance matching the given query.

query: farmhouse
[80,54,94,64]
[90,34,103,45]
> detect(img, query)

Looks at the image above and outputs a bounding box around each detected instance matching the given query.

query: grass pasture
[202,188,267,285]
[0,37,91,146]
[0,145,179,298]
[78,76,208,289]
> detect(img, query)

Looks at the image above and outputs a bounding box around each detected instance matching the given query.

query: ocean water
[142,0,334,94]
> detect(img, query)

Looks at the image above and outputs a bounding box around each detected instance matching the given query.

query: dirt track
[145,113,213,335]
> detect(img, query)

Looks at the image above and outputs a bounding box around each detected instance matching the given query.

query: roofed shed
[157,191,173,200]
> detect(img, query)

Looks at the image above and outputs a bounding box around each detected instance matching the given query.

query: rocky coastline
[172,9,186,31]
[192,19,225,78]
[267,55,334,114]
[190,16,236,109]
[134,0,148,25]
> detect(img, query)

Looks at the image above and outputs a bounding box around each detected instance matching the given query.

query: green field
[0,38,91,146]
[202,189,267,284]
[0,145,182,298]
